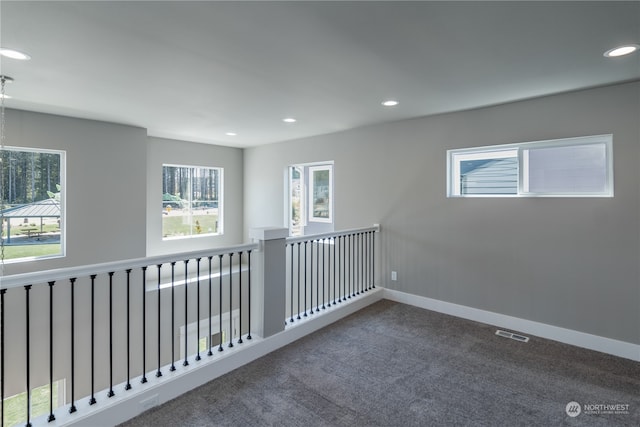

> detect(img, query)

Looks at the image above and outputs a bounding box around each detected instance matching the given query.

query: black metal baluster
[356,233,362,295]
[327,238,331,306]
[89,275,97,405]
[354,234,358,295]
[247,250,252,340]
[344,235,349,299]
[207,256,213,356]
[25,285,32,427]
[357,233,362,294]
[368,231,372,290]
[310,240,314,315]
[333,236,337,304]
[69,278,77,413]
[47,282,55,422]
[357,233,361,295]
[337,236,342,303]
[360,233,367,293]
[141,267,148,384]
[315,240,320,312]
[303,241,308,316]
[289,243,294,324]
[156,265,162,377]
[238,252,244,344]
[352,234,356,297]
[351,234,355,297]
[343,235,347,299]
[170,262,176,371]
[363,232,367,292]
[326,238,330,307]
[329,237,334,305]
[296,243,301,320]
[372,231,376,289]
[322,238,326,310]
[353,234,358,295]
[1,289,5,425]
[218,254,224,352]
[347,235,351,299]
[364,232,368,291]
[228,253,234,348]
[125,269,132,390]
[196,258,202,360]
[108,272,116,396]
[183,260,189,366]
[353,234,358,296]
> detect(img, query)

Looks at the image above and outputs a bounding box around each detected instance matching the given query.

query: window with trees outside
[0,146,64,263]
[162,165,222,239]
[447,135,613,197]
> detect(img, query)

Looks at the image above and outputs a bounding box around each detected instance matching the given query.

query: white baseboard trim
[53,288,384,427]
[383,288,640,362]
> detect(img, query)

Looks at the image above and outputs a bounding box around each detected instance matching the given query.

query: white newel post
[249,227,288,338]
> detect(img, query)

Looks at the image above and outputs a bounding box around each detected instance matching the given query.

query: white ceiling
[1,1,639,148]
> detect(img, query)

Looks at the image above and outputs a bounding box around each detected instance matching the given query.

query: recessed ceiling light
[0,48,31,60]
[382,100,399,107]
[0,94,12,99]
[603,44,639,58]
[283,118,297,123]
[225,132,237,136]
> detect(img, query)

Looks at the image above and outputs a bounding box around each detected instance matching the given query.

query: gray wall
[244,81,640,345]
[3,109,148,275]
[146,136,244,256]
[2,111,245,273]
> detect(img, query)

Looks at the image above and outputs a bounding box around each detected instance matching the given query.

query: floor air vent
[495,329,529,342]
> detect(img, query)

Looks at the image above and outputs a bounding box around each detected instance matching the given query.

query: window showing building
[288,162,334,236]
[0,146,65,263]
[447,135,613,197]
[162,165,222,239]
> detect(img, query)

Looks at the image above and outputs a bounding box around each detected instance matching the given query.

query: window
[3,379,65,426]
[162,165,222,239]
[447,135,613,197]
[289,166,304,236]
[288,162,334,236]
[308,165,332,223]
[0,146,65,263]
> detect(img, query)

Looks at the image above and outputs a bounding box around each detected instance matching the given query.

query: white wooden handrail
[0,242,259,289]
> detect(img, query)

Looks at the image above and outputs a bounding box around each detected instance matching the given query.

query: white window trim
[162,164,223,239]
[288,165,306,230]
[286,161,334,236]
[308,164,333,223]
[1,146,66,264]
[447,134,613,198]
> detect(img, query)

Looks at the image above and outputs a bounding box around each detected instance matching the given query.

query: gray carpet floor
[120,300,640,426]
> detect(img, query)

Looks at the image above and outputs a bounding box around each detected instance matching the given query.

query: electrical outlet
[140,394,159,410]
[391,271,397,281]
